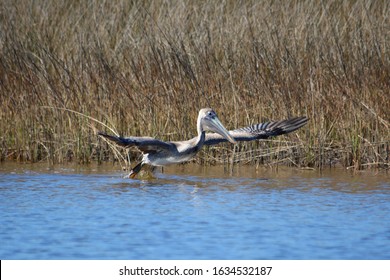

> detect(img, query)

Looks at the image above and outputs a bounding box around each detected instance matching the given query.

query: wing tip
[97,131,125,145]
[281,116,309,134]
[97,131,113,139]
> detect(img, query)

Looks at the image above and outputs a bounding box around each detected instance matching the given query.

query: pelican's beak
[207,117,237,144]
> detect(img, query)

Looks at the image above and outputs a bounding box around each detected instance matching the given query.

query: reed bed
[0,0,389,170]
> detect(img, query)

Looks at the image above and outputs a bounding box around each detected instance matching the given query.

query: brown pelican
[98,108,308,178]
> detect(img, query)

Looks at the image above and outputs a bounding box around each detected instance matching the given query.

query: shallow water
[0,163,389,259]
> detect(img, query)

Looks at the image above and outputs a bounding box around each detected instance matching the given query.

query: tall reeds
[0,0,389,169]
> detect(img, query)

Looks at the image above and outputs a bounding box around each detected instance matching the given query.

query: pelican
[98,108,308,178]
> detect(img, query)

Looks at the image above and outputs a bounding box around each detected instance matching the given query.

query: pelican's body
[99,108,236,177]
[98,108,308,178]
[140,138,203,166]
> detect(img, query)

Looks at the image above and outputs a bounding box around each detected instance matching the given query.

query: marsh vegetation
[0,0,389,170]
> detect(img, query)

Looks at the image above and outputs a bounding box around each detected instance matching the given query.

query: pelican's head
[198,108,236,144]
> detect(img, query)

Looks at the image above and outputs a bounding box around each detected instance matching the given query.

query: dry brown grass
[0,0,389,170]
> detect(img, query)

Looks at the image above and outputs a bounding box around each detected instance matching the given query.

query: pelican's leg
[128,162,144,179]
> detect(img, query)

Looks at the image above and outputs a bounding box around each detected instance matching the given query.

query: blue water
[0,164,389,259]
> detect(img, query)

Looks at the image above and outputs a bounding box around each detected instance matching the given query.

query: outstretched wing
[204,116,308,146]
[98,132,173,153]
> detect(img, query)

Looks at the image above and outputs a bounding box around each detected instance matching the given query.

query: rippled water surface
[0,163,389,259]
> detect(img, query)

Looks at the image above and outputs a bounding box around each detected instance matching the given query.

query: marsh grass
[0,0,389,170]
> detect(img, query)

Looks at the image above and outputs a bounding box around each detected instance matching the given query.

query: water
[0,163,389,260]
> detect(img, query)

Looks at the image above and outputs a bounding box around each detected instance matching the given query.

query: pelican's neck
[195,114,206,149]
[196,130,206,148]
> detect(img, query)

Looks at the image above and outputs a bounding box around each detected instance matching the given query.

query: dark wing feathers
[204,116,308,146]
[98,116,308,150]
[98,132,172,153]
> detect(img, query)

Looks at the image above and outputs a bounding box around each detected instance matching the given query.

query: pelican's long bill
[206,117,236,144]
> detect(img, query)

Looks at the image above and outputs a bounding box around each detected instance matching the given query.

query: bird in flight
[98,108,308,178]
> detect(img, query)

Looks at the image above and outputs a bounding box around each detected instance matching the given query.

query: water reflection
[0,162,389,259]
